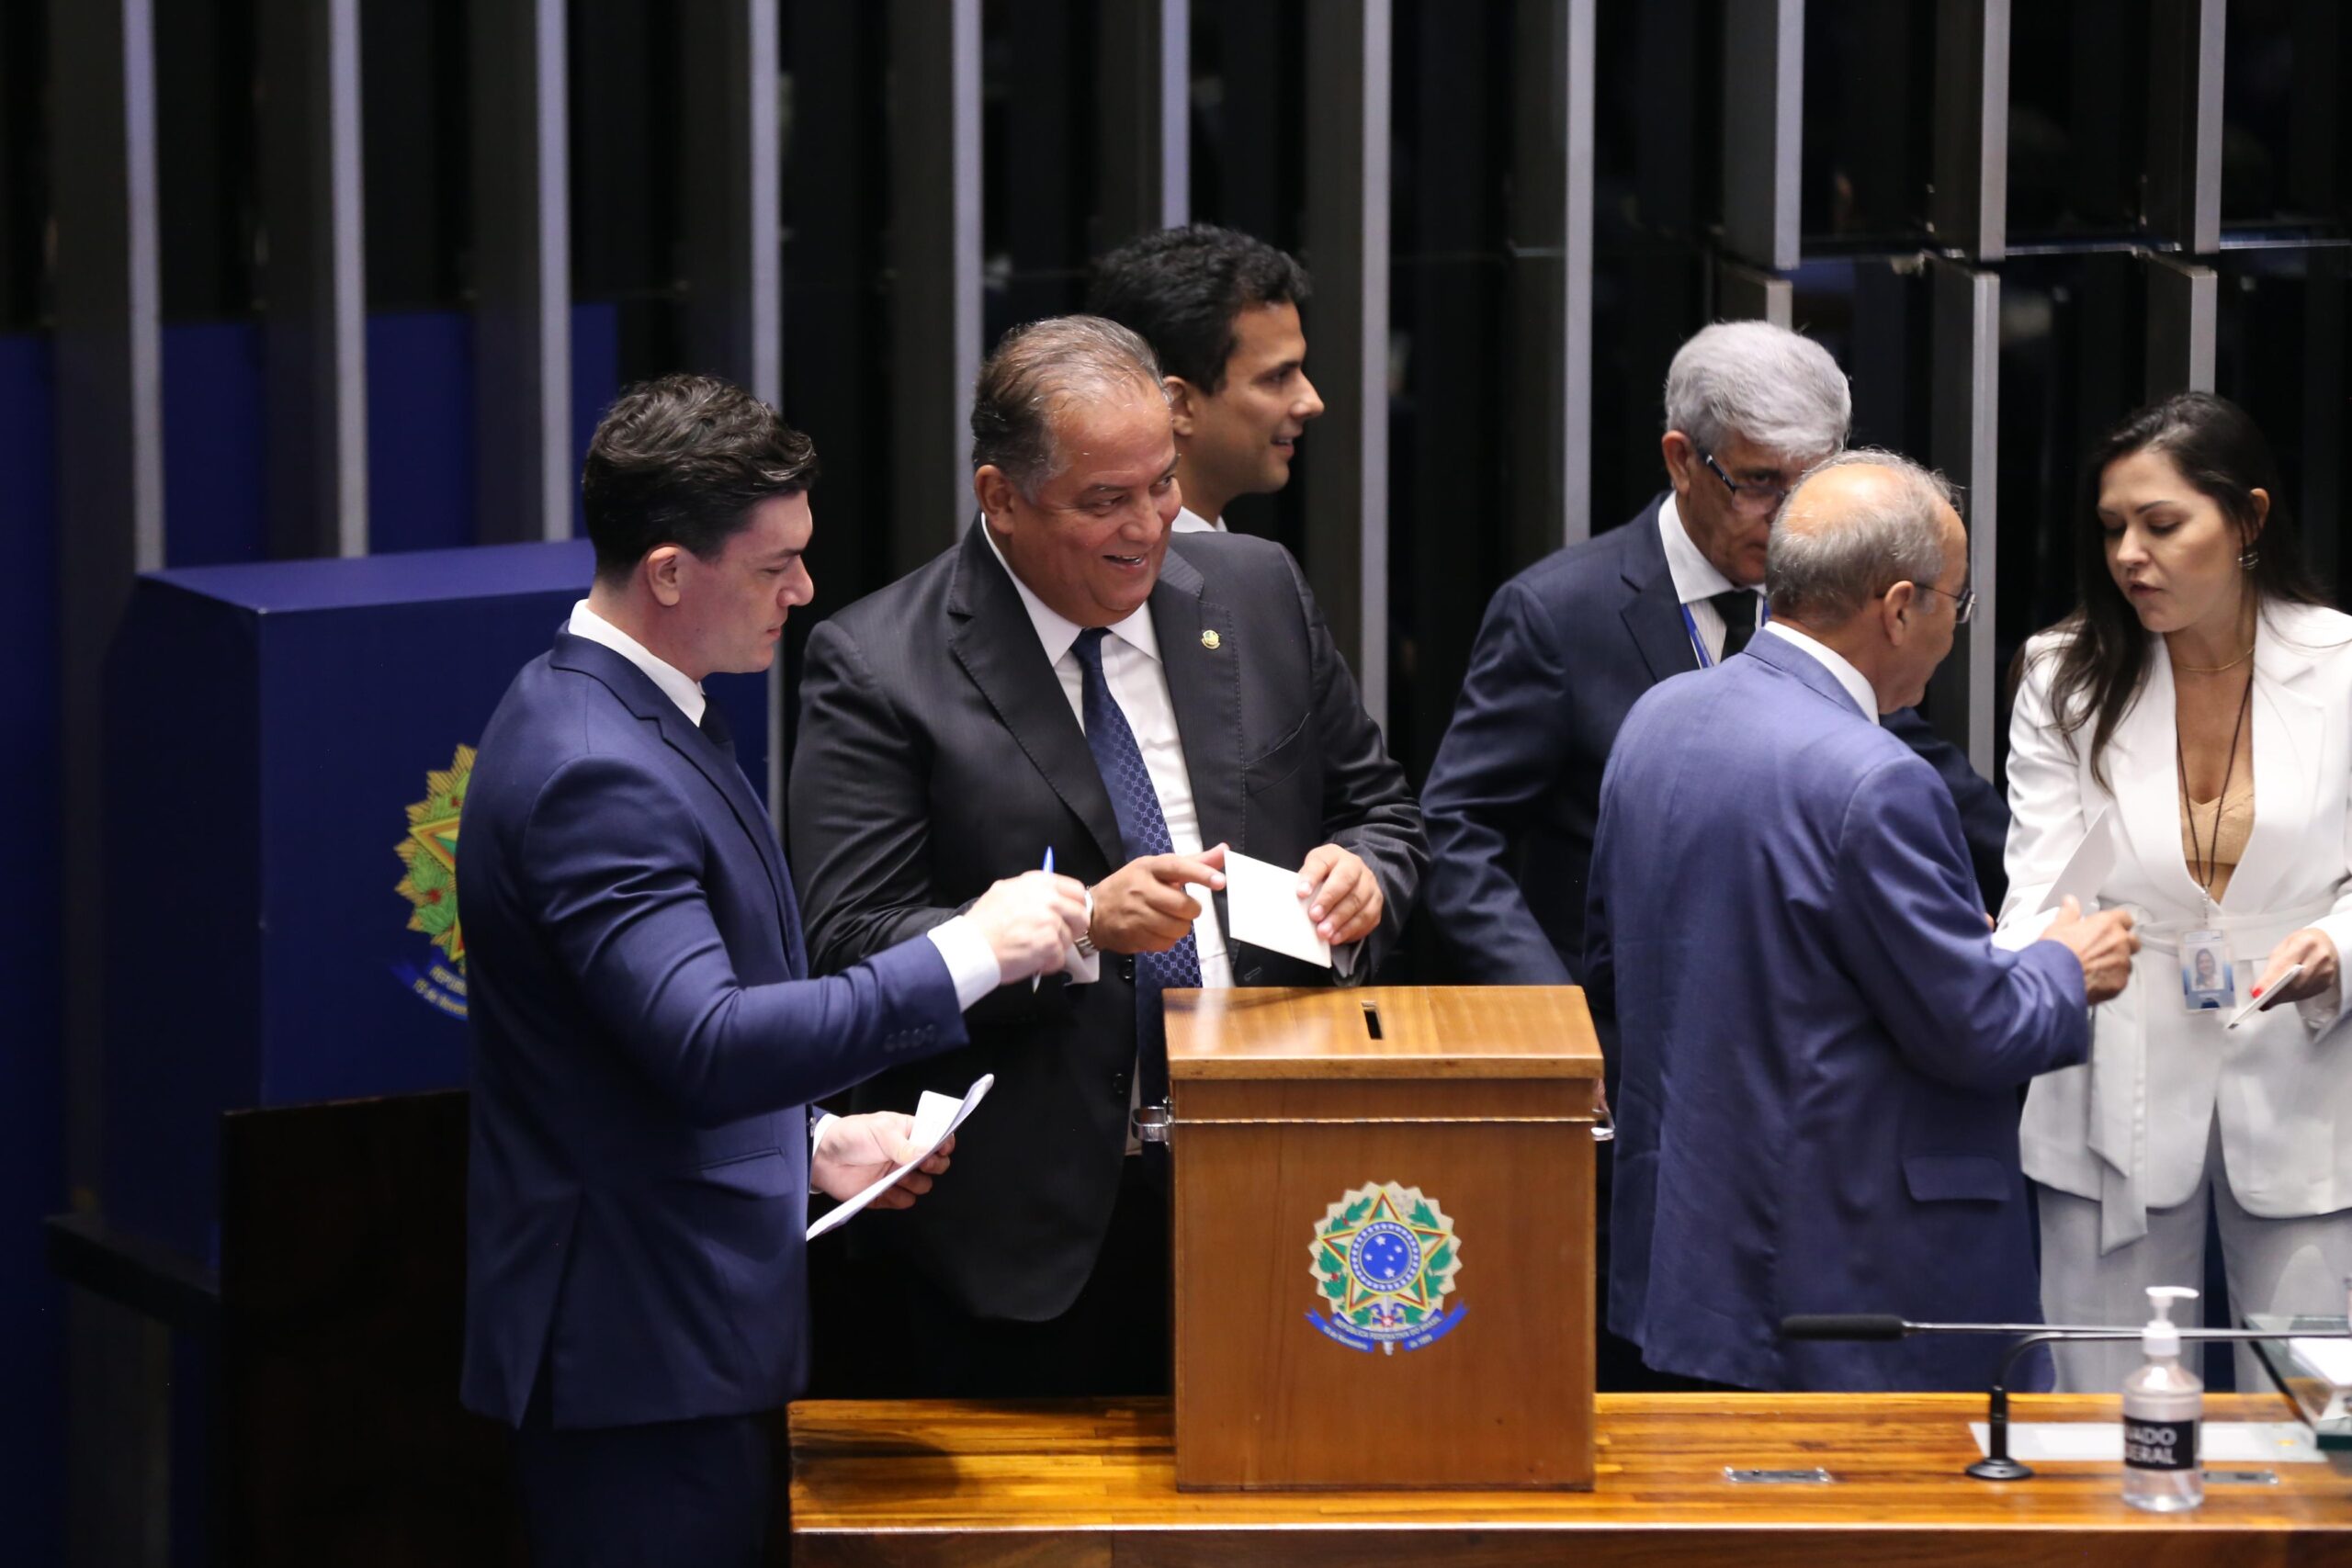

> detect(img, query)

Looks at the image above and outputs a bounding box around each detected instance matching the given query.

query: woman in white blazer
[2003,392,2352,1391]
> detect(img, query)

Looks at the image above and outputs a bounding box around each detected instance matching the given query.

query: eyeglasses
[1914,581,1977,624]
[1701,451,1796,514]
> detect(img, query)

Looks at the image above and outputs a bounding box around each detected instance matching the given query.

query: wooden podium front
[1162,986,1605,1491]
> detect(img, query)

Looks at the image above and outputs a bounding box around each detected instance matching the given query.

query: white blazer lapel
[2223,613,2323,915]
[2108,641,2204,911]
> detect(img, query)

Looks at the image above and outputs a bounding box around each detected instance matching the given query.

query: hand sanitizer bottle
[2121,1285,2203,1512]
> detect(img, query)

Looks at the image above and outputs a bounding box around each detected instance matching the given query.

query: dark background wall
[6,2,2346,1562]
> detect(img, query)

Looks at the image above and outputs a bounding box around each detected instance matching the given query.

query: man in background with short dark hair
[1088,223,1325,533]
[458,373,1086,1566]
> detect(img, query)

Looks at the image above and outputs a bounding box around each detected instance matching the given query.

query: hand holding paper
[808,1075,992,1240]
[1994,805,2118,953]
[1224,849,1332,968]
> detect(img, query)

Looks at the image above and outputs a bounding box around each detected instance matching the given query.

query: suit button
[1110,1070,1128,1099]
[1120,957,1137,982]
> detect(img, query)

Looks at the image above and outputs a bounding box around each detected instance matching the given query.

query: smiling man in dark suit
[788,315,1426,1398]
[458,374,1087,1568]
[1417,321,2010,1390]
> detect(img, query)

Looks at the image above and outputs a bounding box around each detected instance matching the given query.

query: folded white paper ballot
[1223,848,1331,968]
[1994,805,2119,953]
[806,1074,992,1241]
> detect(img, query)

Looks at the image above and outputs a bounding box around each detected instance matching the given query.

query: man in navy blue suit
[1419,321,2012,1388]
[457,374,1088,1567]
[1586,451,2138,1391]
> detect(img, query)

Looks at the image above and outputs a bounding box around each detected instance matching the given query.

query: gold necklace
[2172,642,2254,675]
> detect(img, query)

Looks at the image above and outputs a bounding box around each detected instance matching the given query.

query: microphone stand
[1970,1326,2352,1482]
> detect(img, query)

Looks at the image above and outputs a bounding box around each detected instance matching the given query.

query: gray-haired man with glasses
[1419,320,2010,1392]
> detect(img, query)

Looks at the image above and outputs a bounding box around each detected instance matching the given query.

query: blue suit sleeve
[1830,757,2086,1092]
[1883,706,2011,911]
[522,751,967,1128]
[1420,580,1579,985]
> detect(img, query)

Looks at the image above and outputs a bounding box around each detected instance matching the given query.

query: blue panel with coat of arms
[102,539,774,1263]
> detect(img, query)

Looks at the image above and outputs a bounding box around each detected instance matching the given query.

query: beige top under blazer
[1999,601,2352,1253]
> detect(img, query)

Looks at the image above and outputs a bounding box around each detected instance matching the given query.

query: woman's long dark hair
[2041,392,2330,787]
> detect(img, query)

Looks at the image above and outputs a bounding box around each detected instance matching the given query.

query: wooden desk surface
[788,1393,2352,1566]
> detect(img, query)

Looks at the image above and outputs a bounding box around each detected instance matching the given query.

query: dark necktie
[698,696,732,753]
[1071,627,1199,1134]
[1710,588,1762,660]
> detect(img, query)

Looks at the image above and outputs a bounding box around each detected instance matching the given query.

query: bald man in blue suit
[1586,452,2138,1392]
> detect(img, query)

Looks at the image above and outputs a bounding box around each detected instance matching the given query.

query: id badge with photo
[2179,928,2236,1012]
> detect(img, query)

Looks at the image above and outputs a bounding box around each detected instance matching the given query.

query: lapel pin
[1201,629,1222,650]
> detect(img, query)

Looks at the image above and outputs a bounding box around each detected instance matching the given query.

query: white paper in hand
[1223,849,1331,968]
[1995,806,2118,952]
[806,1073,992,1241]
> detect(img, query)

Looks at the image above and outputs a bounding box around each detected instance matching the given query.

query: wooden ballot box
[1162,987,1605,1491]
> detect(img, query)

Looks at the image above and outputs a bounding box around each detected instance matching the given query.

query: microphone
[1779,1314,1906,1341]
[1775,1314,2352,1482]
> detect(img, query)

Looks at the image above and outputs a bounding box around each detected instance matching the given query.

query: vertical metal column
[1929,0,2009,260]
[2301,253,2345,591]
[1098,0,1190,245]
[2146,0,2224,256]
[887,0,982,577]
[470,0,571,545]
[1721,0,1803,273]
[1509,0,1595,561]
[52,10,167,1560]
[257,0,368,559]
[681,0,782,406]
[1714,258,1793,328]
[2144,254,2218,397]
[51,0,164,1200]
[680,0,785,810]
[1302,0,1391,727]
[1926,258,2000,777]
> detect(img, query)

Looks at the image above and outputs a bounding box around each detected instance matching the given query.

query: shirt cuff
[810,1111,841,1157]
[926,916,1004,1010]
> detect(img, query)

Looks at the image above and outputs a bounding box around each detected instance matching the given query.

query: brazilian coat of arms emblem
[1306,1181,1466,1354]
[392,744,474,1019]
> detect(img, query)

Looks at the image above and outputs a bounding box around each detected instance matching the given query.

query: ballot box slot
[1360,999,1384,1039]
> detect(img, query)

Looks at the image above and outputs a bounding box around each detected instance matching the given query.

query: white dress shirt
[1170,504,1224,534]
[977,532,1235,987]
[566,601,1004,1021]
[1760,620,1880,726]
[1657,494,1759,664]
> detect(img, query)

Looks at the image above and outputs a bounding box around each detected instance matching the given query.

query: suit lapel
[945,522,1127,871]
[2107,641,2206,910]
[1619,496,1702,683]
[2223,609,2322,915]
[551,633,800,962]
[1152,549,1246,856]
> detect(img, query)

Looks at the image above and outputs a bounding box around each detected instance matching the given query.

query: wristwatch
[1075,887,1097,957]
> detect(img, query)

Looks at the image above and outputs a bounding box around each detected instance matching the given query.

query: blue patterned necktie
[1071,627,1200,1122]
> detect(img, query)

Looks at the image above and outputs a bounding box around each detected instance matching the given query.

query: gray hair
[971,315,1169,495]
[1765,448,1960,624]
[1663,321,1851,459]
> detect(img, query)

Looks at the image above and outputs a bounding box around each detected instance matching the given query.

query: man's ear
[974,465,1015,531]
[644,545,687,608]
[1165,376,1200,437]
[1660,430,1696,491]
[1880,581,1918,645]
